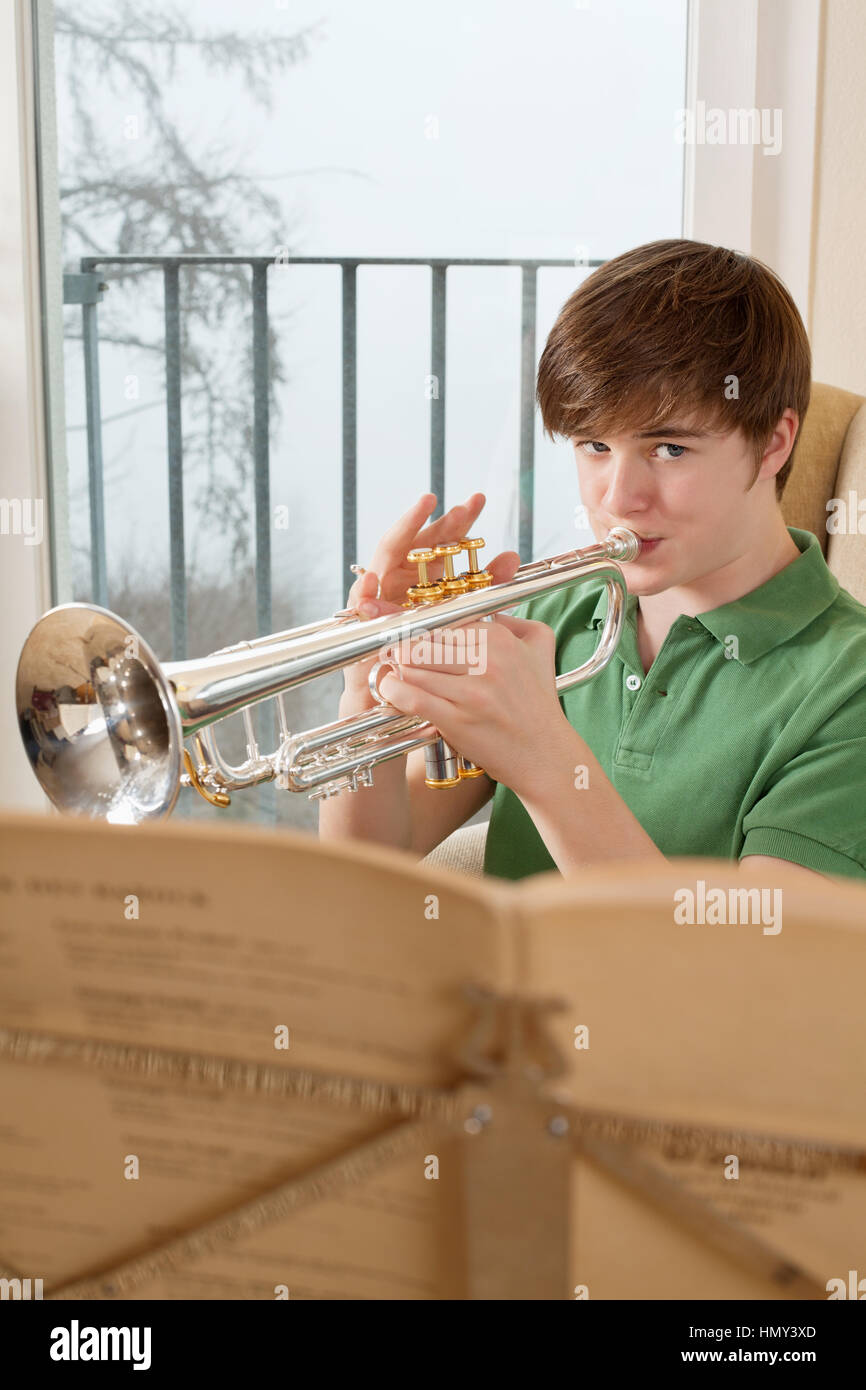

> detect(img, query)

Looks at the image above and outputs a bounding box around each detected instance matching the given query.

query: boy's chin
[625,575,671,598]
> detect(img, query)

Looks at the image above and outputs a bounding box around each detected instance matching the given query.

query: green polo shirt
[483,528,866,882]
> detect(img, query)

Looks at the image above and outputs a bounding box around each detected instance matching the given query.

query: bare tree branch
[57,0,325,589]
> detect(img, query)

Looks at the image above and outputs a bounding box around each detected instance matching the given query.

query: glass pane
[40,0,687,828]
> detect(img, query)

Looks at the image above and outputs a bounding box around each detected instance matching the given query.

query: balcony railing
[65,253,602,659]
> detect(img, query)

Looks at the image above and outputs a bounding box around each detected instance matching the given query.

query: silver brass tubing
[283,572,629,795]
[198,723,274,791]
[264,534,638,796]
[16,528,639,819]
[165,540,638,735]
[209,610,360,656]
[277,713,438,796]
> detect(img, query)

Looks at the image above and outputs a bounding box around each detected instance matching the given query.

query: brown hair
[536,239,811,496]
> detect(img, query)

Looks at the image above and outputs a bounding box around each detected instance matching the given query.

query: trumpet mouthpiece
[605,527,642,562]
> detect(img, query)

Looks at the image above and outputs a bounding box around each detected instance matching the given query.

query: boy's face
[572,416,776,596]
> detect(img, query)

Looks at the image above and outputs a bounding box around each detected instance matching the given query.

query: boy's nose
[599,460,653,516]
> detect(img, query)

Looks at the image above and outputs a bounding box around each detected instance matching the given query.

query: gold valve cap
[406,546,443,601]
[431,541,469,595]
[458,535,491,586]
[406,582,445,604]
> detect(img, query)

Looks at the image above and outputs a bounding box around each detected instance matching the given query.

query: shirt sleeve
[740,720,866,882]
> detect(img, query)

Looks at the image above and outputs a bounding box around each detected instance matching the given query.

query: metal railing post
[252,260,272,638]
[430,263,447,516]
[81,291,108,609]
[519,264,538,563]
[341,263,358,604]
[163,261,187,660]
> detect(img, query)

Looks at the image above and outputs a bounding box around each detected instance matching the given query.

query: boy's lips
[601,525,665,553]
[623,531,665,551]
[606,526,664,542]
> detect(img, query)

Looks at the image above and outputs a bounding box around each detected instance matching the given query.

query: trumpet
[15,528,640,823]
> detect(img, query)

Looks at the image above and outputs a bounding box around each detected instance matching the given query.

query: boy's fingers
[347,568,380,609]
[374,493,438,567]
[357,598,405,619]
[349,570,406,620]
[416,492,487,547]
[488,612,551,643]
[486,550,521,584]
[361,494,505,608]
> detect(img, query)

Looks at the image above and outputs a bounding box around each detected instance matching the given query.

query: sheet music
[0,1058,462,1297]
[517,866,866,1297]
[0,814,509,1082]
[0,813,507,1297]
[3,814,864,1300]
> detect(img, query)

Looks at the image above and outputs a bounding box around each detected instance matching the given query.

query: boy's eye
[575,439,689,459]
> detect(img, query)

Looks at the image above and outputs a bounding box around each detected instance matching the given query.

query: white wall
[686,0,866,397]
[686,0,821,330]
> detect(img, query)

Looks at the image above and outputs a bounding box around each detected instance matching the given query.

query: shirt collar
[586,528,839,665]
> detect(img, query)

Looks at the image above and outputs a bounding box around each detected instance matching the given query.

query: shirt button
[626,674,642,691]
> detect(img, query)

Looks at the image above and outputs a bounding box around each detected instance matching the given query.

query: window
[32,0,688,827]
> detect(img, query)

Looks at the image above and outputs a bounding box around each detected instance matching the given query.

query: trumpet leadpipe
[165,529,640,734]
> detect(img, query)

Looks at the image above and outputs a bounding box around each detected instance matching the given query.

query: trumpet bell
[15,603,184,823]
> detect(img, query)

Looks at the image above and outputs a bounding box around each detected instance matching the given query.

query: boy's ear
[756,408,799,481]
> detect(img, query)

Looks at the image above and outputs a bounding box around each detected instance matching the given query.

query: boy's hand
[377,613,571,798]
[341,491,520,716]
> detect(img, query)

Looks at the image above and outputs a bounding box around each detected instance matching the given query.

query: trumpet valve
[458,535,493,589]
[433,542,469,597]
[406,548,445,605]
[458,755,486,778]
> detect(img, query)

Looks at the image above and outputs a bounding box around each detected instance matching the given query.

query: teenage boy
[318,240,866,883]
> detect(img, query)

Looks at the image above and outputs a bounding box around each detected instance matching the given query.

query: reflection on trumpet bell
[15,526,640,824]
